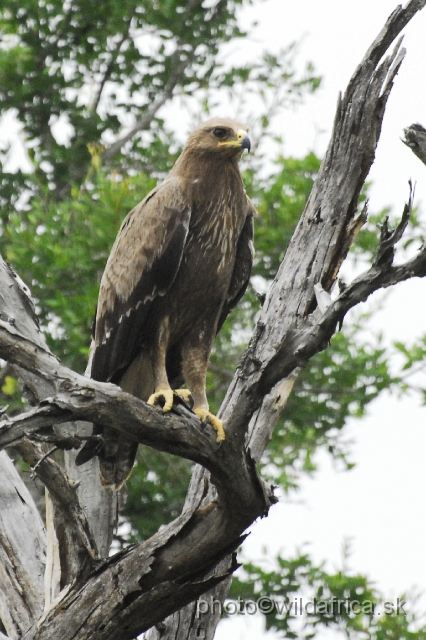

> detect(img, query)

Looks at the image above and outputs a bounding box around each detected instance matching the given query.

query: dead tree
[1,2,426,639]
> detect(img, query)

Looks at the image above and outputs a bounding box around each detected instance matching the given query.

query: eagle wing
[217,202,255,333]
[91,177,191,384]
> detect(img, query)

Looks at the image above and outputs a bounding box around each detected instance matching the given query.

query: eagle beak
[237,130,251,153]
[218,130,251,153]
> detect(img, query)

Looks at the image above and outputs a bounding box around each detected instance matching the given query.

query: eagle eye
[212,127,228,140]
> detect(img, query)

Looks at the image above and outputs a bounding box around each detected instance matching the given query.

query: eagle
[76,118,255,488]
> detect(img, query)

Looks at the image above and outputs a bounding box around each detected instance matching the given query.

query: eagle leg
[193,407,225,442]
[147,387,174,412]
[147,387,194,411]
[173,388,194,407]
[180,336,226,443]
[147,319,175,411]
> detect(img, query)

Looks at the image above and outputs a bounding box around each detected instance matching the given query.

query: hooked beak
[239,133,251,153]
[218,129,251,153]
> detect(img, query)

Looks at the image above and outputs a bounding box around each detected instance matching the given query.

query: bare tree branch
[91,15,134,115]
[0,259,51,637]
[16,440,99,584]
[0,185,420,469]
[0,191,413,458]
[218,4,413,454]
[403,122,426,166]
[0,258,116,571]
[0,451,46,639]
[102,48,195,163]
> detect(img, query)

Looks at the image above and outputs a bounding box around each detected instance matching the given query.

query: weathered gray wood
[0,451,46,639]
[403,122,426,166]
[63,347,117,562]
[22,498,251,640]
[44,489,61,609]
[0,258,56,403]
[0,256,114,617]
[219,30,410,442]
[0,259,49,634]
[16,440,99,581]
[0,257,64,610]
[64,433,117,559]
[0,254,116,596]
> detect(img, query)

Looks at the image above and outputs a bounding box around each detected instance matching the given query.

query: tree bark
[0,2,426,639]
[0,260,49,638]
[0,451,46,640]
[403,122,426,166]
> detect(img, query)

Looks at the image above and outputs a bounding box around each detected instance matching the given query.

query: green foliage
[0,372,26,417]
[1,374,17,396]
[264,324,402,491]
[124,448,192,542]
[0,0,247,197]
[251,153,322,281]
[229,551,426,638]
[395,334,426,371]
[1,166,157,371]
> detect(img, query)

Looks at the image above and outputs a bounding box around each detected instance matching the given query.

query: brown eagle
[76,118,255,488]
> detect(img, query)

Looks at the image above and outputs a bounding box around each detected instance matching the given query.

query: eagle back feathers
[91,178,191,384]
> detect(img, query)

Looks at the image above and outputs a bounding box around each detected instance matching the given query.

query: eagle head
[186,118,251,157]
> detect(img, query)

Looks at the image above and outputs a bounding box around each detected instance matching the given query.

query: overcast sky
[215,2,426,639]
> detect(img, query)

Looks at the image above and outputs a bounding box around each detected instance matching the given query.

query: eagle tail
[98,427,139,489]
[75,351,155,489]
[75,426,138,490]
[74,434,103,466]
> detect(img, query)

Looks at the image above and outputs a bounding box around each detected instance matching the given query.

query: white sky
[215,1,426,639]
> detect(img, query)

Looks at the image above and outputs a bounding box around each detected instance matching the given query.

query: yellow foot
[174,388,193,406]
[147,387,174,412]
[193,407,226,443]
